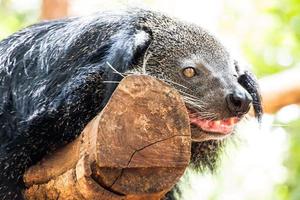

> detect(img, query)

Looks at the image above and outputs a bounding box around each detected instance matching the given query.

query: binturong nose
[226,89,252,116]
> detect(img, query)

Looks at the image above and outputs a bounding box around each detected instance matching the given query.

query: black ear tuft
[88,26,152,107]
[89,26,152,74]
[238,71,263,123]
[106,27,152,72]
[131,25,153,65]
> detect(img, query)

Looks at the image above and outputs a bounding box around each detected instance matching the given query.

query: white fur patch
[134,30,149,47]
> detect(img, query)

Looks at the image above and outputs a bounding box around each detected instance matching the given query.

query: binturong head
[125,10,263,142]
[119,9,263,171]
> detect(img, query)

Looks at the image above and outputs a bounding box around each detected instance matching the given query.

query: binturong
[0,9,263,200]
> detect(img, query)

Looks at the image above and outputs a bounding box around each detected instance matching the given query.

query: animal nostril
[229,94,242,108]
[226,90,252,115]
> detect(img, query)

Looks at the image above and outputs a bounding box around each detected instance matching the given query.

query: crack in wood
[108,134,190,191]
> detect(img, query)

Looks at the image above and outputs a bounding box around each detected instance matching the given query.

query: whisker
[200,112,218,119]
[179,91,207,105]
[180,92,199,100]
[102,81,120,84]
[164,97,220,121]
[106,62,125,78]
[183,96,207,106]
[163,79,189,90]
[184,100,206,110]
[142,52,152,75]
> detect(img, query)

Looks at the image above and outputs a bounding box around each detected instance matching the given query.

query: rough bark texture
[23,75,191,200]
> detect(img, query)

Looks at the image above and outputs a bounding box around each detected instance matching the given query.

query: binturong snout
[226,89,252,116]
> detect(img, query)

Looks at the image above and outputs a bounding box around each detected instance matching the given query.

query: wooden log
[23,75,191,200]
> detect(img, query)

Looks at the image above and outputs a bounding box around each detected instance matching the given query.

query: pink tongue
[189,116,239,135]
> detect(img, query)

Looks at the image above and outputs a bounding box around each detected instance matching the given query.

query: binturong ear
[88,26,153,106]
[89,26,152,71]
[234,61,263,122]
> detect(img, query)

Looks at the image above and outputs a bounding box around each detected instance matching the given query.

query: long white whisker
[184,100,206,111]
[106,62,125,78]
[179,90,201,100]
[142,52,152,75]
[183,96,207,106]
[102,81,120,84]
[163,79,189,90]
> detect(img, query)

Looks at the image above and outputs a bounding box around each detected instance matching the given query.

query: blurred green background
[0,0,39,40]
[0,0,300,199]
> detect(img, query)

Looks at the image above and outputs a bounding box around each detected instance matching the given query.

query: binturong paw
[238,71,263,123]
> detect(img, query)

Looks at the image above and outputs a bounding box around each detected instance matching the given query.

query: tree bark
[24,75,191,200]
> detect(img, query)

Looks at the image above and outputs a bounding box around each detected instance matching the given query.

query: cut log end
[24,75,191,200]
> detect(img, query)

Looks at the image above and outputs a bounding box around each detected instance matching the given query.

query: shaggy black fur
[0,9,262,200]
[0,14,153,199]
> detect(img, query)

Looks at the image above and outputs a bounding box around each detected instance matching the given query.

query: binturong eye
[182,67,196,78]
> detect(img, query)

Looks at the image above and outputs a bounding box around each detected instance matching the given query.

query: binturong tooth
[214,120,221,126]
[229,118,235,125]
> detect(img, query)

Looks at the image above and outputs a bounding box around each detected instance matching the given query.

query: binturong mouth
[187,108,242,141]
[189,111,239,135]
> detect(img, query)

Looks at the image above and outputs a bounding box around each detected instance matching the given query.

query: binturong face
[140,23,263,144]
[129,16,263,170]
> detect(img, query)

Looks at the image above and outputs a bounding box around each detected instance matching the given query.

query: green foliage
[242,0,300,77]
[240,1,300,199]
[276,118,300,200]
[0,0,39,40]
